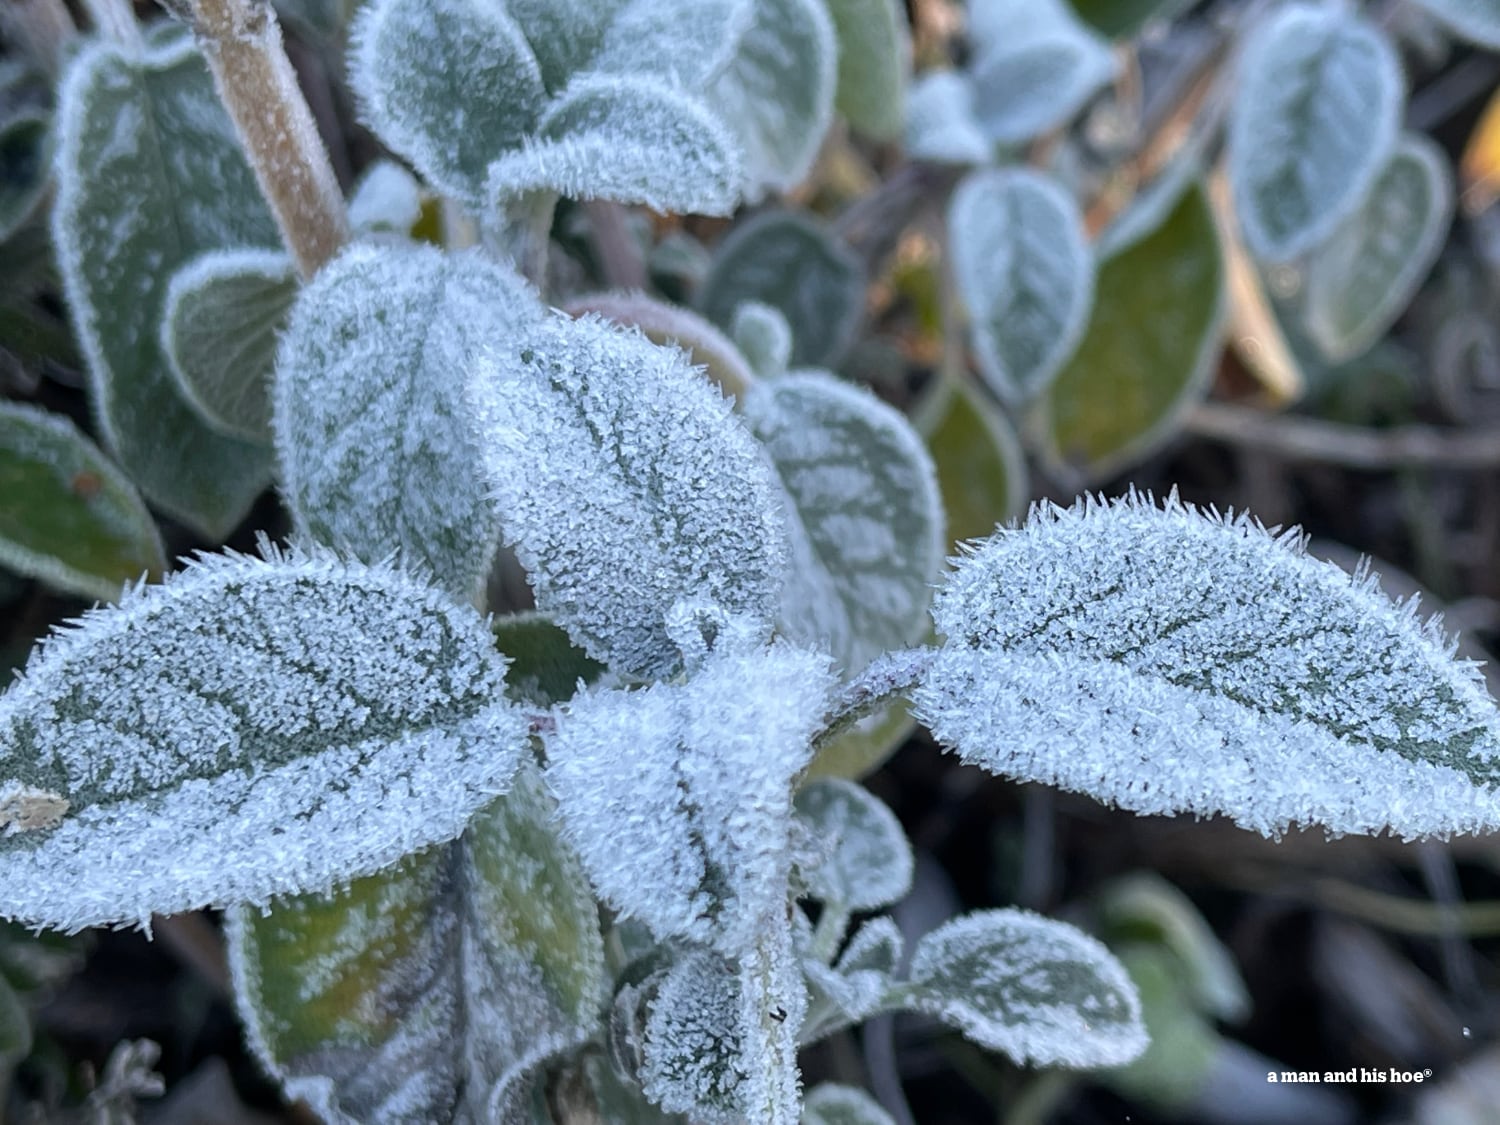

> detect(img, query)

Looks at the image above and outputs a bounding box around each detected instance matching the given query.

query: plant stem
[81,0,143,53]
[180,0,347,278]
[812,647,938,749]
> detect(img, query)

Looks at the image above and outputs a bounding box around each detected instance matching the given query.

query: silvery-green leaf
[707,0,837,195]
[803,1084,897,1125]
[467,313,788,678]
[503,0,621,93]
[795,779,912,911]
[227,765,606,1125]
[699,211,866,369]
[347,160,425,236]
[276,243,534,604]
[1227,4,1403,262]
[1304,134,1453,364]
[162,249,296,445]
[901,909,1146,1067]
[916,492,1500,838]
[488,74,743,216]
[839,916,903,977]
[545,632,836,954]
[52,36,276,538]
[0,109,51,242]
[948,168,1094,404]
[744,371,944,675]
[350,0,546,207]
[904,71,988,165]
[800,917,903,1038]
[0,548,527,931]
[491,612,608,708]
[824,0,909,140]
[967,0,1117,144]
[732,301,793,380]
[563,291,757,396]
[0,402,165,603]
[1409,0,1500,47]
[914,375,1028,550]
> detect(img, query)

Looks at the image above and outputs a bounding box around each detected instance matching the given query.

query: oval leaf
[915,374,1028,550]
[825,0,908,140]
[0,549,526,931]
[1227,4,1403,262]
[1410,0,1500,48]
[948,167,1094,404]
[916,492,1500,838]
[731,301,794,381]
[0,403,165,603]
[794,779,913,912]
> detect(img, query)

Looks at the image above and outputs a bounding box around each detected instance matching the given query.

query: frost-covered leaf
[967,0,1117,145]
[467,313,787,678]
[564,291,757,397]
[275,243,536,604]
[915,375,1027,550]
[732,301,793,381]
[162,249,296,444]
[744,371,943,675]
[1410,0,1500,48]
[0,109,51,242]
[1227,4,1403,262]
[347,160,425,236]
[839,916,903,977]
[825,0,909,140]
[0,402,165,603]
[1304,134,1453,364]
[488,73,744,216]
[52,36,276,538]
[699,211,866,369]
[904,71,989,165]
[902,909,1146,1067]
[803,1084,898,1125]
[707,0,837,195]
[948,167,1094,404]
[227,764,605,1124]
[916,492,1500,838]
[799,916,904,1040]
[491,613,607,708]
[350,0,546,207]
[794,780,913,911]
[0,548,527,931]
[1041,181,1223,480]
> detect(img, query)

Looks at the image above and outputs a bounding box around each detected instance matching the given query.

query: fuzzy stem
[180,0,347,278]
[81,0,143,53]
[811,646,939,749]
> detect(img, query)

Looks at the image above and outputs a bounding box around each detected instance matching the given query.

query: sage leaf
[800,916,903,1039]
[0,402,165,604]
[0,109,51,242]
[467,314,788,678]
[162,249,296,445]
[948,167,1094,404]
[803,1084,898,1125]
[0,548,527,931]
[346,160,425,236]
[902,909,1147,1067]
[564,291,757,398]
[904,71,988,165]
[1409,0,1500,48]
[52,36,276,538]
[1227,4,1403,262]
[914,375,1028,550]
[227,764,605,1124]
[1304,134,1453,364]
[731,301,794,381]
[794,779,913,912]
[824,0,909,140]
[916,492,1500,838]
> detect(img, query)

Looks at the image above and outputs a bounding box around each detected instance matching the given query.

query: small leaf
[467,313,788,679]
[1041,181,1224,480]
[744,371,944,674]
[1409,0,1500,48]
[824,0,909,140]
[1227,4,1403,262]
[52,37,276,538]
[916,492,1500,838]
[227,764,606,1123]
[0,109,52,242]
[492,612,608,708]
[162,249,297,444]
[1303,134,1453,364]
[803,1084,897,1125]
[948,167,1094,404]
[350,0,546,207]
[914,375,1028,550]
[0,402,165,603]
[707,0,837,195]
[904,71,988,165]
[0,548,527,931]
[839,916,903,977]
[794,779,913,911]
[346,160,426,236]
[563,291,757,397]
[699,211,866,370]
[488,73,743,216]
[903,909,1147,1067]
[1103,945,1221,1111]
[731,301,793,381]
[800,917,903,1038]
[275,243,536,603]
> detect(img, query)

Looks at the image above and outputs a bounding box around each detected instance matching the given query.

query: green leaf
[1102,945,1220,1110]
[948,167,1094,404]
[491,612,607,707]
[915,375,1028,550]
[350,0,547,207]
[824,0,909,140]
[731,301,794,380]
[0,402,165,603]
[699,211,866,370]
[794,779,912,911]
[802,1084,897,1125]
[162,249,296,444]
[0,109,51,242]
[904,71,988,165]
[227,764,606,1124]
[1227,4,1403,262]
[1303,134,1453,364]
[804,700,915,782]
[52,37,277,539]
[916,492,1500,838]
[1041,181,1224,481]
[708,0,837,195]
[1409,0,1500,48]
[275,243,536,604]
[1068,0,1193,38]
[565,291,758,396]
[489,75,744,216]
[0,547,527,931]
[902,909,1147,1067]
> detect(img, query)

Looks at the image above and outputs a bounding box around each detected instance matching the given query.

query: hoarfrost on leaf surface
[916,493,1500,838]
[793,779,913,912]
[799,916,904,1039]
[0,549,527,931]
[731,301,793,381]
